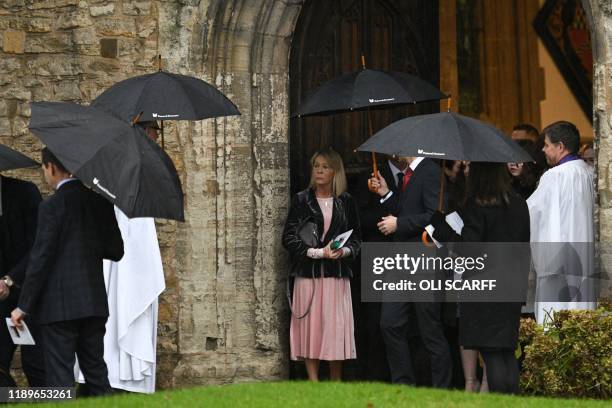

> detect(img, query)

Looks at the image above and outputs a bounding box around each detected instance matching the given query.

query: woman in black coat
[282,147,361,381]
[430,161,530,394]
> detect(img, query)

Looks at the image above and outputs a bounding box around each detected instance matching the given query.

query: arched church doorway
[288,0,441,380]
[289,0,441,196]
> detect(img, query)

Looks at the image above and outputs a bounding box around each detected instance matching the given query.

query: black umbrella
[92,61,241,148]
[92,71,240,122]
[0,144,38,171]
[293,55,447,189]
[29,102,184,221]
[293,68,447,117]
[358,111,534,245]
[357,111,534,163]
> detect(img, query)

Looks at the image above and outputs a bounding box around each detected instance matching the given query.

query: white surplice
[76,207,165,393]
[527,159,596,324]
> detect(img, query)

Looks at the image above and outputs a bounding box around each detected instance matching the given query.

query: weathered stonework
[1,0,610,388]
[0,0,302,388]
[583,0,612,298]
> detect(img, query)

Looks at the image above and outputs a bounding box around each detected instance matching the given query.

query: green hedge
[519,303,612,398]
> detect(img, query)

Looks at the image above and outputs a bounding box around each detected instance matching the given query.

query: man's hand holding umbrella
[368,173,397,236]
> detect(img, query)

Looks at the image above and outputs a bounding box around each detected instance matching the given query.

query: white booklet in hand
[424,211,465,248]
[331,229,353,249]
[5,318,36,345]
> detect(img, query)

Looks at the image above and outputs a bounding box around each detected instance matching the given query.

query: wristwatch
[1,275,13,288]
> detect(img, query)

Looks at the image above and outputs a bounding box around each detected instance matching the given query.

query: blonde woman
[282,147,361,381]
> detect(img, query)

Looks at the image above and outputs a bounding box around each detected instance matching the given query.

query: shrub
[519,304,612,398]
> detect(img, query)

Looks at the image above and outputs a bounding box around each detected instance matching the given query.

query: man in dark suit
[354,156,407,381]
[0,174,45,386]
[370,157,452,388]
[11,148,123,394]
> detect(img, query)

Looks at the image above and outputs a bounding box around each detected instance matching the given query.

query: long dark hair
[465,162,513,207]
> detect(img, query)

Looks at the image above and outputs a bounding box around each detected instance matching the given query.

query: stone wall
[584,0,612,297]
[0,0,303,388]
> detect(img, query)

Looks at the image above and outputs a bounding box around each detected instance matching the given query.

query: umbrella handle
[132,112,143,125]
[422,230,435,247]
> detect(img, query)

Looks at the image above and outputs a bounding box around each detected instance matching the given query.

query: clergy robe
[76,207,165,393]
[527,158,596,324]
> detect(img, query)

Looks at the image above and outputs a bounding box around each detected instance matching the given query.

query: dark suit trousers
[0,295,45,386]
[380,302,452,388]
[40,317,111,395]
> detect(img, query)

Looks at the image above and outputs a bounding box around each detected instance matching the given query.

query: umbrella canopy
[0,144,38,172]
[29,102,184,221]
[357,112,534,163]
[91,71,241,123]
[293,69,447,117]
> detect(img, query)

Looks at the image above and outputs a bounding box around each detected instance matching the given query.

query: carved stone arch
[166,0,304,386]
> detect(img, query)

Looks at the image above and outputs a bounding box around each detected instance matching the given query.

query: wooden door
[289,0,440,195]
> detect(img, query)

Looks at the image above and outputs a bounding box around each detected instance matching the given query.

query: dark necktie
[396,172,404,189]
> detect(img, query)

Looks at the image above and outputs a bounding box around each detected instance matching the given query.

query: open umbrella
[0,144,38,171]
[357,111,534,163]
[357,110,533,245]
[29,102,184,221]
[293,67,447,117]
[293,55,447,190]
[92,57,241,148]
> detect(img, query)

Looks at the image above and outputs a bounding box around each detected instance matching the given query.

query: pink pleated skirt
[289,276,356,361]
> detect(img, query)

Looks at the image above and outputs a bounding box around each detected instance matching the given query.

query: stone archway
[155,0,303,387]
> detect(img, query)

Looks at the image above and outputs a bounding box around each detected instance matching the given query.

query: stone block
[57,10,93,29]
[27,0,79,9]
[25,32,73,53]
[123,0,151,16]
[72,27,97,45]
[0,87,30,101]
[3,30,25,53]
[95,18,137,37]
[25,17,53,33]
[26,56,81,76]
[0,57,21,75]
[89,3,115,17]
[53,80,82,100]
[118,38,142,57]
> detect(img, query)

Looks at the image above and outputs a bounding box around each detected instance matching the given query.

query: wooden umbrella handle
[422,230,435,247]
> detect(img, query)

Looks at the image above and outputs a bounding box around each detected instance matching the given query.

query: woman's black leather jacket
[282,188,361,278]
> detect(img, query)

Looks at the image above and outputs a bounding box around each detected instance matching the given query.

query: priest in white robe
[527,121,596,324]
[76,209,165,393]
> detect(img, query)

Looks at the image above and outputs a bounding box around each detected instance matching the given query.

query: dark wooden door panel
[290,0,440,195]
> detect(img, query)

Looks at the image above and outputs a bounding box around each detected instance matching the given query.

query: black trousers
[381,301,452,388]
[480,349,520,394]
[40,316,111,395]
[0,293,45,386]
[362,302,390,381]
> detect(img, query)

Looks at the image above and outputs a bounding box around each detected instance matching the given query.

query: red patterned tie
[402,168,413,191]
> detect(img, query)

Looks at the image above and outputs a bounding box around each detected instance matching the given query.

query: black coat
[282,188,361,278]
[383,159,442,241]
[18,181,124,324]
[0,176,42,290]
[431,191,530,350]
[355,161,400,242]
